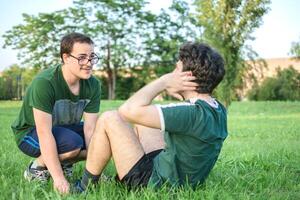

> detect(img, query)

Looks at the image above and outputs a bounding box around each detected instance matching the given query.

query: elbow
[118,104,130,120]
[118,103,137,122]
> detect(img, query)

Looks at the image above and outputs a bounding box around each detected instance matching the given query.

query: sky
[1,0,300,71]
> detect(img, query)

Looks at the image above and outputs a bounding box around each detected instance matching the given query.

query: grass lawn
[0,101,299,199]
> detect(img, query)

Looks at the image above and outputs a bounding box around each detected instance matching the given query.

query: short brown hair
[179,42,225,94]
[60,32,94,63]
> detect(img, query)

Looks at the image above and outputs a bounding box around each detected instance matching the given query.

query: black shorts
[118,149,163,188]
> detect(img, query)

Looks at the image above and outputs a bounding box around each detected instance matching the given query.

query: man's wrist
[53,174,67,182]
[159,73,170,90]
[51,168,66,181]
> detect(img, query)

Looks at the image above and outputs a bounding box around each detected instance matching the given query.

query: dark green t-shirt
[11,65,101,145]
[148,98,228,188]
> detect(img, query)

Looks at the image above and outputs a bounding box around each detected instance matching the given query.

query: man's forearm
[119,70,196,127]
[122,75,167,108]
[38,130,65,180]
[118,75,168,127]
[83,113,99,150]
[83,128,93,150]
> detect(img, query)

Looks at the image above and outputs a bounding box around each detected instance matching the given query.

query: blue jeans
[18,123,86,158]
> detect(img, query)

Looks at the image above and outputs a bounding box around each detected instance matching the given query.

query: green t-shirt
[148,98,228,188]
[11,65,101,145]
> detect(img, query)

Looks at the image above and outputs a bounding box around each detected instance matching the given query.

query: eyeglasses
[69,54,99,65]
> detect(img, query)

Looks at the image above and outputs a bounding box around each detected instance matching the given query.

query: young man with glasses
[11,32,101,194]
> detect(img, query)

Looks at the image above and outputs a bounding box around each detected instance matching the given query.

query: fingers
[180,80,198,91]
[62,184,70,194]
[182,76,197,82]
[54,180,70,194]
[179,71,192,77]
[181,73,198,89]
[178,71,196,81]
[183,81,198,87]
[165,70,198,95]
[58,185,69,194]
[183,86,197,91]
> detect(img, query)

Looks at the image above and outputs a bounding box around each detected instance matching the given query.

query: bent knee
[100,110,122,127]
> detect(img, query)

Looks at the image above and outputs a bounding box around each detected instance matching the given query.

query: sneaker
[71,180,86,194]
[62,164,73,179]
[71,173,111,194]
[24,162,50,183]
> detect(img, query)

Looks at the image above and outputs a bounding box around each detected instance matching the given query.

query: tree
[3,0,178,99]
[3,0,198,100]
[0,64,24,100]
[2,11,72,69]
[69,0,154,99]
[0,64,39,100]
[143,1,199,75]
[290,38,300,59]
[3,1,150,99]
[193,0,270,106]
[248,66,300,101]
[69,0,196,99]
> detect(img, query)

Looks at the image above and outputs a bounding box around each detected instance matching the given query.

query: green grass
[0,101,299,199]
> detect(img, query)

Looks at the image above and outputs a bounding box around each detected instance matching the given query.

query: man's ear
[62,53,69,64]
[174,60,183,72]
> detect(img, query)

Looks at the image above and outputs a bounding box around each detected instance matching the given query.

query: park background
[0,0,299,199]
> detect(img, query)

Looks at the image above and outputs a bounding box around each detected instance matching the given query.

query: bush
[248,66,300,101]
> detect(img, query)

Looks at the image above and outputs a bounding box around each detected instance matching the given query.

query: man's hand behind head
[164,70,198,100]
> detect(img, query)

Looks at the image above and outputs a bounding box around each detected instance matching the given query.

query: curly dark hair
[179,42,225,94]
[60,32,94,63]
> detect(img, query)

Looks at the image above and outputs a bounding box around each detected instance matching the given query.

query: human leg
[134,125,165,154]
[75,111,146,191]
[85,111,144,179]
[75,111,168,192]
[19,125,85,181]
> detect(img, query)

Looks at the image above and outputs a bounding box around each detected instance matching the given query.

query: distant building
[240,57,300,99]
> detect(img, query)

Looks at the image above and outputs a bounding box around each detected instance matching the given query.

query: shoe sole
[24,169,34,182]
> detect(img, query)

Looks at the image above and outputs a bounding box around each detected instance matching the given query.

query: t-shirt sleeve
[84,79,101,113]
[156,103,202,134]
[29,78,55,114]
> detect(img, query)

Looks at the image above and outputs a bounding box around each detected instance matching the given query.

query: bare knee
[93,110,119,133]
[101,110,123,131]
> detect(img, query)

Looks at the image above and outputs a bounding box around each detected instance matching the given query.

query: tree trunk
[112,67,116,100]
[106,40,116,100]
[107,68,116,100]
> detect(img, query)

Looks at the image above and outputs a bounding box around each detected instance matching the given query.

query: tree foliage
[2,0,195,99]
[142,0,198,76]
[2,11,71,69]
[2,0,271,102]
[193,0,270,105]
[68,0,152,99]
[248,66,300,101]
[0,65,39,100]
[290,38,300,59]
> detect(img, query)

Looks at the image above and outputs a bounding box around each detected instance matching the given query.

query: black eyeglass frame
[69,54,100,65]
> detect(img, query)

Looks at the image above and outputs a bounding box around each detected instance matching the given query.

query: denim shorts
[18,123,86,158]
